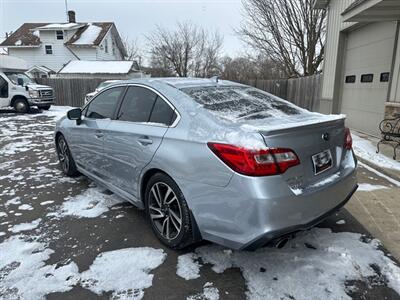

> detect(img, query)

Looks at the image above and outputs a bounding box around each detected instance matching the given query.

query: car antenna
[210,75,219,83]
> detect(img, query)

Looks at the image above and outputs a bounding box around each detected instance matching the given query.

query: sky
[0,0,246,58]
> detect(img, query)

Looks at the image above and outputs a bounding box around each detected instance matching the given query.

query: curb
[356,156,400,183]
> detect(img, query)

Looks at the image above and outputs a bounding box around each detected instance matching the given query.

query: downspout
[65,45,81,60]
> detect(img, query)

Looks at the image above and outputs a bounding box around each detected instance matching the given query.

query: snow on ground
[8,218,41,233]
[359,161,400,188]
[0,236,79,300]
[179,228,400,300]
[358,183,388,192]
[48,186,125,219]
[353,133,400,171]
[177,253,201,280]
[80,247,166,299]
[187,282,219,300]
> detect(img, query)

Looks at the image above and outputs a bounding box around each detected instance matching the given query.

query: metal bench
[376,114,400,160]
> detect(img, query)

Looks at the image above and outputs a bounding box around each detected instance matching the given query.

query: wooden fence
[37,74,322,110]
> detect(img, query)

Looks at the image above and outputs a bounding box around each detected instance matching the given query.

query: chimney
[68,10,76,23]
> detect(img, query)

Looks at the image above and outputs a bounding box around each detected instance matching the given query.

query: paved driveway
[0,107,399,300]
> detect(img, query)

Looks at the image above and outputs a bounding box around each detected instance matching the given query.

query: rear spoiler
[244,115,346,136]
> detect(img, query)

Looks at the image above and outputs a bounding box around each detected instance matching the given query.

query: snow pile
[359,161,400,188]
[186,228,400,300]
[187,282,219,300]
[177,253,201,280]
[0,236,79,300]
[81,247,166,299]
[18,204,33,211]
[352,133,400,171]
[8,218,42,233]
[72,24,102,45]
[49,187,125,218]
[357,183,388,192]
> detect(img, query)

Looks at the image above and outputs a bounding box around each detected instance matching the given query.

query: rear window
[181,86,301,121]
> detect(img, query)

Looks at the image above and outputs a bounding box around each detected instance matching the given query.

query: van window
[0,76,8,98]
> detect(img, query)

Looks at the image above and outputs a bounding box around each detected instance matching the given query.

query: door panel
[69,118,111,178]
[341,22,396,135]
[103,123,168,196]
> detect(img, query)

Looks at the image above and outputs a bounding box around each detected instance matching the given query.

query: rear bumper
[241,184,358,250]
[179,151,358,250]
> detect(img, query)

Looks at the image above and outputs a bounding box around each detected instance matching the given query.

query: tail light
[207,143,300,176]
[344,127,352,150]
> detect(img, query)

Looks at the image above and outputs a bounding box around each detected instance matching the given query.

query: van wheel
[145,173,195,249]
[13,98,29,113]
[39,105,51,110]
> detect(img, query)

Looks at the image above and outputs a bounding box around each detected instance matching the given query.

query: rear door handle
[95,130,104,139]
[137,136,153,146]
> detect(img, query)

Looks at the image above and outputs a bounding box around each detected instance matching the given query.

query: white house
[314,0,400,136]
[0,11,127,72]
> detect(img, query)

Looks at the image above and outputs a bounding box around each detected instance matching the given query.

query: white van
[0,56,54,113]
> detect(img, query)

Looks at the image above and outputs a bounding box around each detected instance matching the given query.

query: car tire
[39,105,51,110]
[56,135,78,176]
[13,98,30,113]
[145,173,195,249]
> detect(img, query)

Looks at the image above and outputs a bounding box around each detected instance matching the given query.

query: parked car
[84,80,120,103]
[55,78,358,250]
[0,56,54,113]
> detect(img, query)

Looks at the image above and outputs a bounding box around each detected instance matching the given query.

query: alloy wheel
[148,182,182,240]
[58,138,70,173]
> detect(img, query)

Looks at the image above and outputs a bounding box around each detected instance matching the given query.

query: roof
[313,0,330,9]
[0,22,125,56]
[27,65,55,74]
[150,77,240,89]
[342,0,368,14]
[0,23,46,47]
[58,60,137,74]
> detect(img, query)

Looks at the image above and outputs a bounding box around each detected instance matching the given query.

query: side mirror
[17,77,24,86]
[67,108,82,125]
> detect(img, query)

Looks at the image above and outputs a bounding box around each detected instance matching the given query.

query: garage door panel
[340,22,396,136]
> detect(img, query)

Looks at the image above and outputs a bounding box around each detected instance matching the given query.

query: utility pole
[64,0,69,22]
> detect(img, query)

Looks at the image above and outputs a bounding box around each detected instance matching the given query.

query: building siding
[320,0,356,113]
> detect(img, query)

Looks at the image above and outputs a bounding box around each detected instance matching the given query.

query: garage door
[341,22,396,136]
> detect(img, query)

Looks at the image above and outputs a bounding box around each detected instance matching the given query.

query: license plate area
[312,149,333,175]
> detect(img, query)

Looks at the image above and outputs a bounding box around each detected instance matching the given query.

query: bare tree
[239,0,326,77]
[147,22,223,77]
[122,36,143,67]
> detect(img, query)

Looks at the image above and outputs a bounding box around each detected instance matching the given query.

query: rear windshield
[181,86,301,121]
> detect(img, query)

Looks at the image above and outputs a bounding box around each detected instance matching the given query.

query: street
[0,107,399,300]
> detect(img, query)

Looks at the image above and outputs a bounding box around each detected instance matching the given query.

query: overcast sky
[0,0,246,58]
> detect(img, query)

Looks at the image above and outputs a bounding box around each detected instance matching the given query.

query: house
[27,65,55,78]
[314,0,400,136]
[0,11,127,72]
[57,60,146,79]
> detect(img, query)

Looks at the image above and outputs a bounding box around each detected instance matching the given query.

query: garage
[340,21,397,135]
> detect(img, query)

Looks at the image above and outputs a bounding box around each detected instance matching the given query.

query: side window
[149,96,177,126]
[45,45,53,55]
[0,76,8,98]
[86,87,124,119]
[56,30,64,40]
[117,86,157,122]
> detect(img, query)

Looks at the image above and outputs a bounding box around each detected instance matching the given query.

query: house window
[105,39,109,53]
[361,74,373,83]
[380,72,390,82]
[345,75,356,83]
[112,41,115,55]
[45,45,53,55]
[56,30,64,40]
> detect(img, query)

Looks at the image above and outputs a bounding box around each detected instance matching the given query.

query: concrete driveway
[0,107,399,300]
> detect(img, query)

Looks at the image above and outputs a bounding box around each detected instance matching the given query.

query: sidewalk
[352,130,400,181]
[346,130,400,260]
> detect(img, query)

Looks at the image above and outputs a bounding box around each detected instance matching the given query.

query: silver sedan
[55,78,358,250]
